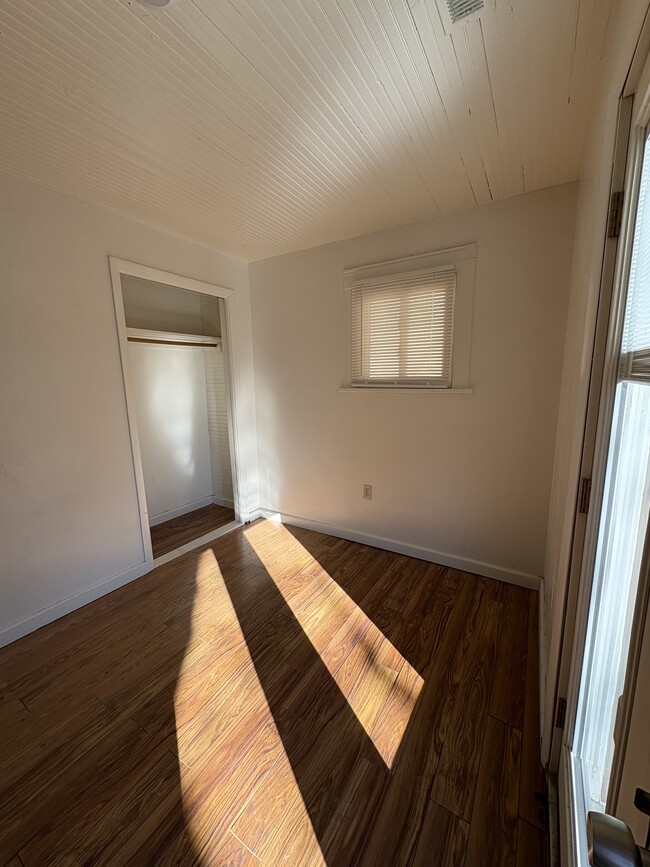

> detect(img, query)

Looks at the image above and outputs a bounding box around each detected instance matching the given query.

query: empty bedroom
[1,1,650,865]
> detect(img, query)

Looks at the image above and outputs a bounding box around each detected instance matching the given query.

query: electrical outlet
[363,483,373,500]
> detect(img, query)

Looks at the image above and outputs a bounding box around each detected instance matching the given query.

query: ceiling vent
[446,0,484,23]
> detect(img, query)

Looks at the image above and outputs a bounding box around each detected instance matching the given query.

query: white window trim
[342,243,476,391]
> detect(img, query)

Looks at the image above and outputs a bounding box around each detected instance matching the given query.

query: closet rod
[127,337,221,348]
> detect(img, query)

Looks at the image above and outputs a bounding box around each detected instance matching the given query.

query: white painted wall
[128,343,215,524]
[250,184,577,584]
[0,171,258,646]
[542,0,650,764]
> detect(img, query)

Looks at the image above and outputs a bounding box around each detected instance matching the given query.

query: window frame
[343,244,476,392]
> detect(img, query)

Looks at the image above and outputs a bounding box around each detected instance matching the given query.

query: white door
[560,113,650,864]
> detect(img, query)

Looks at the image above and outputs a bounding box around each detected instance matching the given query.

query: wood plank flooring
[0,519,549,866]
[150,503,235,558]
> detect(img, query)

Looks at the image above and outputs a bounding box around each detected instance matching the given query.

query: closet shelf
[126,327,222,347]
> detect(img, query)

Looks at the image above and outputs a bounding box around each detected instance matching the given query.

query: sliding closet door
[128,342,214,525]
[204,347,234,508]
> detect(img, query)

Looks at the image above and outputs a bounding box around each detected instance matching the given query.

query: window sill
[338,386,473,394]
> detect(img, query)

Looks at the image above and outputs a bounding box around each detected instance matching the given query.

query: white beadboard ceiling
[0,0,618,261]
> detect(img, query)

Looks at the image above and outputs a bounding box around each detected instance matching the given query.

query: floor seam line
[229,830,262,860]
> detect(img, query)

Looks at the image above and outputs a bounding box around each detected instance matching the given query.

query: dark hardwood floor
[0,519,549,866]
[150,502,235,558]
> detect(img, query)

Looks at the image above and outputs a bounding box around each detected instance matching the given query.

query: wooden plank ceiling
[0,0,618,261]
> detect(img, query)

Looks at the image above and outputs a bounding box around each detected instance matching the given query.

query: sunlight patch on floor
[173,545,324,863]
[243,521,423,767]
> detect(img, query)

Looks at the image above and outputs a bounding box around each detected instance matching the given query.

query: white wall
[128,343,215,524]
[250,184,577,584]
[542,0,650,762]
[0,171,258,646]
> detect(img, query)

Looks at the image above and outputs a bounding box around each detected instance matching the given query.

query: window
[344,244,476,391]
[351,268,456,387]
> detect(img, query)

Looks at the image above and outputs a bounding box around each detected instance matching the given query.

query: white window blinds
[351,268,456,387]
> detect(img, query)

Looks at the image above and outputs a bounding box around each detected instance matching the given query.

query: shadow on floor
[220,523,484,865]
[150,502,236,559]
[0,559,202,865]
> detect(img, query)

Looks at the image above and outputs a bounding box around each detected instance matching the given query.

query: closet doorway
[109,258,242,568]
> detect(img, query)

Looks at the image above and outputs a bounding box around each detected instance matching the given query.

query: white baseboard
[149,495,213,527]
[0,510,540,650]
[261,510,541,590]
[212,495,235,509]
[0,561,151,649]
[246,508,263,522]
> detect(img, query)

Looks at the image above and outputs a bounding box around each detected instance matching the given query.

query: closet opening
[109,259,242,569]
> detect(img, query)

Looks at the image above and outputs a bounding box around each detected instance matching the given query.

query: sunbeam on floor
[242,521,424,767]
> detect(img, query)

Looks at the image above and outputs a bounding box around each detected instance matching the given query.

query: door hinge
[579,477,592,514]
[555,697,567,729]
[608,190,624,238]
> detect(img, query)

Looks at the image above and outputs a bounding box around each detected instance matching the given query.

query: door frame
[549,93,635,773]
[108,256,244,571]
[557,44,650,864]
